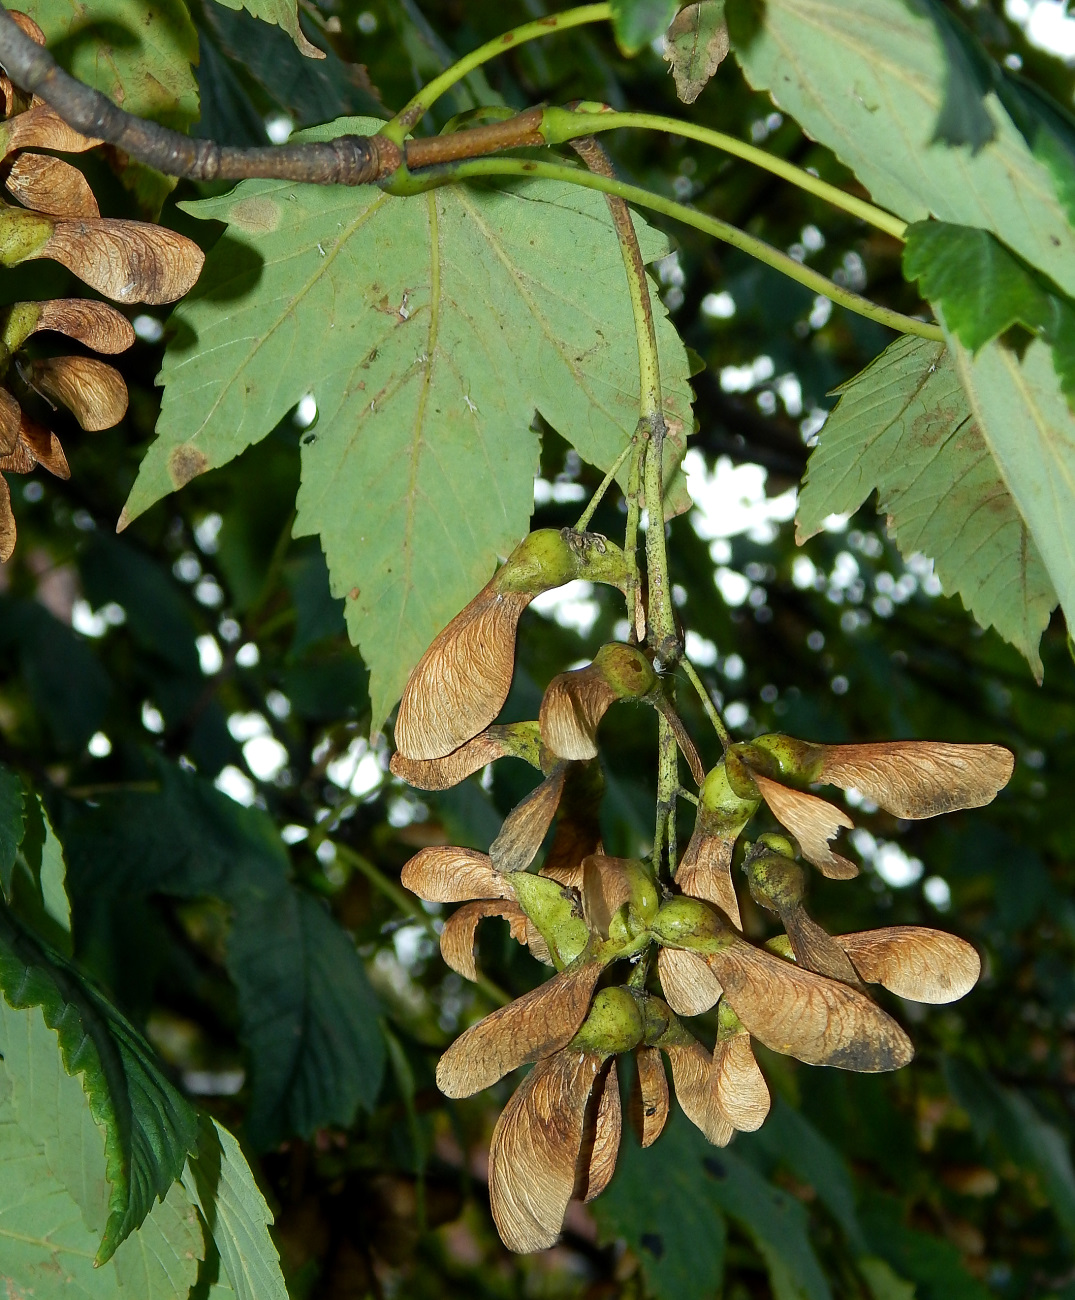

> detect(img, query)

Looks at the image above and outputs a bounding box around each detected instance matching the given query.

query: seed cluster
[0,12,203,560]
[393,526,1013,1251]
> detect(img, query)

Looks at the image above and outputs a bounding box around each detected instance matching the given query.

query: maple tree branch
[0,5,399,183]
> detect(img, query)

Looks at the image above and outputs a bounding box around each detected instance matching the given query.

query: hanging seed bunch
[393,523,1014,1252]
[0,12,204,560]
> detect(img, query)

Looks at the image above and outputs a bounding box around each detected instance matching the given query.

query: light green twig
[575,439,633,532]
[384,5,612,141]
[540,107,907,240]
[681,657,730,751]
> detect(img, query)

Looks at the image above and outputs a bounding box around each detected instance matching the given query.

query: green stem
[333,840,426,921]
[656,711,679,877]
[574,438,633,532]
[570,136,683,880]
[332,841,510,1006]
[389,158,944,341]
[383,1026,427,1229]
[681,657,730,751]
[541,108,907,240]
[383,5,612,141]
[624,434,643,640]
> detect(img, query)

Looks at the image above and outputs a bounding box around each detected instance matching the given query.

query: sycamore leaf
[23,0,198,125]
[612,0,681,55]
[182,1115,289,1300]
[702,1147,833,1300]
[0,985,204,1295]
[594,1109,727,1300]
[950,334,1075,666]
[211,0,325,59]
[903,220,1075,406]
[727,0,1075,295]
[597,1109,832,1300]
[997,73,1075,235]
[858,1259,918,1300]
[945,1056,1075,1246]
[796,335,1056,677]
[0,761,25,898]
[0,903,199,1262]
[227,890,385,1149]
[22,0,199,211]
[129,117,694,729]
[860,1195,993,1300]
[61,759,386,1149]
[665,2,729,103]
[748,1097,868,1254]
[10,792,72,955]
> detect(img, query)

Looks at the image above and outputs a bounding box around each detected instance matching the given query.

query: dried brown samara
[392,547,1013,1252]
[390,443,1012,1253]
[0,13,204,561]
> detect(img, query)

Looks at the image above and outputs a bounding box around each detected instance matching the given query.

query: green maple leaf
[125,118,694,729]
[728,0,1075,295]
[23,0,198,210]
[796,335,1056,679]
[212,0,325,59]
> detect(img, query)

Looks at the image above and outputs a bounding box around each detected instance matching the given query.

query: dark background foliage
[3,1,1075,1295]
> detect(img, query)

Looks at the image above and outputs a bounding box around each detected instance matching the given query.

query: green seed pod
[0,202,54,267]
[744,840,807,914]
[716,999,746,1041]
[495,527,628,595]
[734,733,823,783]
[756,831,798,858]
[494,528,581,594]
[0,301,42,357]
[510,870,589,968]
[651,896,733,953]
[698,760,761,834]
[624,858,660,927]
[723,747,761,800]
[570,986,645,1055]
[593,642,658,700]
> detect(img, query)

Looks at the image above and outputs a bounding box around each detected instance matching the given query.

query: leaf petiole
[330,841,510,1007]
[540,107,908,241]
[681,657,731,750]
[574,439,633,532]
[382,5,613,142]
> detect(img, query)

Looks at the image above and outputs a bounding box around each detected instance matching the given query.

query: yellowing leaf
[129,119,694,729]
[666,2,729,104]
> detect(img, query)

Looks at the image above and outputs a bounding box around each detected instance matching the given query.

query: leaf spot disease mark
[168,443,209,489]
[317,243,326,257]
[349,587,360,600]
[229,196,280,235]
[464,395,478,413]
